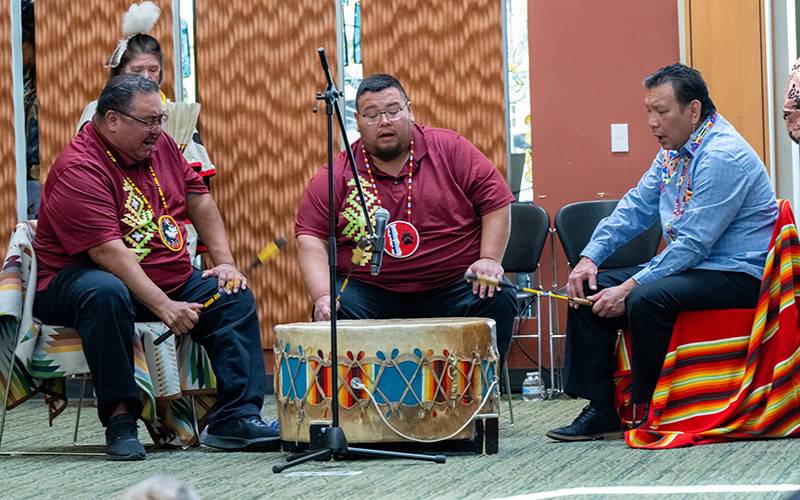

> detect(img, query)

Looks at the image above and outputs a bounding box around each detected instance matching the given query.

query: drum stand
[272,49,445,473]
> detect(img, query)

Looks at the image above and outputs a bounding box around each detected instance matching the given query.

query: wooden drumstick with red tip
[464,272,593,307]
[153,238,287,346]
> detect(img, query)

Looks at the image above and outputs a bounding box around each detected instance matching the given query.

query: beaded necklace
[360,140,420,258]
[662,113,717,241]
[361,140,415,222]
[106,150,184,252]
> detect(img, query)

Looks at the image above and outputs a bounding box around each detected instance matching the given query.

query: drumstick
[464,272,593,307]
[153,237,287,346]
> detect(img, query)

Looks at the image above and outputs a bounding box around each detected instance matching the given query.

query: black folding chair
[550,199,662,394]
[500,202,550,424]
[554,199,661,269]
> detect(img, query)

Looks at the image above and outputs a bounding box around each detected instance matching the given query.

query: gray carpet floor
[2,397,800,499]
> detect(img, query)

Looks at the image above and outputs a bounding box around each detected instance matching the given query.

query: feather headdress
[105,1,161,69]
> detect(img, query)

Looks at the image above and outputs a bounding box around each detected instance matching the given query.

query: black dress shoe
[105,413,146,461]
[546,404,623,442]
[201,416,281,451]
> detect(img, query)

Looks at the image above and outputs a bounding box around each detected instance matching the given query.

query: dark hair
[643,63,716,120]
[96,73,160,117]
[355,74,408,110]
[109,33,163,84]
[21,0,34,46]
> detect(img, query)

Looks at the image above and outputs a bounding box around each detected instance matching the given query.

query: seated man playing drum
[34,74,279,460]
[295,73,517,360]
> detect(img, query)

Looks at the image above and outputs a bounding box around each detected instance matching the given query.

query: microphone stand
[272,48,445,473]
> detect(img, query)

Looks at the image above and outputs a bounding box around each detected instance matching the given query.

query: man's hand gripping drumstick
[153,238,287,346]
[464,272,593,307]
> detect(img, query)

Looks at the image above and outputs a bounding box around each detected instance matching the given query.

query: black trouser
[34,268,266,426]
[564,267,760,407]
[335,277,517,360]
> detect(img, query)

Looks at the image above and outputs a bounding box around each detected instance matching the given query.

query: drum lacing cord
[350,377,499,443]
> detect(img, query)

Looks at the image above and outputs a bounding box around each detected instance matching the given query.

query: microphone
[370,208,390,276]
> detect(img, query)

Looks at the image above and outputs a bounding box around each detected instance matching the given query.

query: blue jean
[34,268,266,426]
[335,277,517,360]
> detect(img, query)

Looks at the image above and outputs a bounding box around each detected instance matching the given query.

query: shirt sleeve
[580,157,662,266]
[295,166,333,240]
[631,149,751,284]
[454,135,515,215]
[42,165,122,256]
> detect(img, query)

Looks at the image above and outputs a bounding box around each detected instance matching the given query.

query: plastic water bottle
[522,371,544,402]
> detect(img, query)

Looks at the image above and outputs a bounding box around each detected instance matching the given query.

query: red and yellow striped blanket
[615,199,800,448]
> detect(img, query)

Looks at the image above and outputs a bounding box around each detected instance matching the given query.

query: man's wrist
[622,278,638,291]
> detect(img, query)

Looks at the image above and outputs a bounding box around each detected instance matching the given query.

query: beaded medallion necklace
[360,140,420,258]
[106,150,184,252]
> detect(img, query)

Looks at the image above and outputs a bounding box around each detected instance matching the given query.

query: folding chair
[500,202,550,424]
[552,199,661,392]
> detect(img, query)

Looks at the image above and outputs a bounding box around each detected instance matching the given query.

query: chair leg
[0,356,102,455]
[0,353,14,453]
[191,395,201,444]
[502,358,514,426]
[72,374,88,446]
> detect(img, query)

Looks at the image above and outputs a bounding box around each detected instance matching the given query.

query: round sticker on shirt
[158,215,184,252]
[384,220,419,259]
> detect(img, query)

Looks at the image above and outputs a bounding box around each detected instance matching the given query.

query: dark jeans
[564,267,760,406]
[335,277,517,360]
[34,268,266,427]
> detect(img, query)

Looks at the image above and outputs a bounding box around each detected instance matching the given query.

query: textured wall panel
[196,1,337,351]
[0,4,17,253]
[37,0,174,179]
[362,0,506,175]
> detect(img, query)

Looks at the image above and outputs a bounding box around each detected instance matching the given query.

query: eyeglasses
[360,102,410,125]
[113,109,168,130]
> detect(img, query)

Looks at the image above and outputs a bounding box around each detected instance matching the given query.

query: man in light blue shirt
[547,63,777,442]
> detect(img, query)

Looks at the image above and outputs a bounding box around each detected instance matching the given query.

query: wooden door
[685,0,769,165]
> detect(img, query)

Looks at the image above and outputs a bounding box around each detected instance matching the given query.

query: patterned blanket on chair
[0,221,218,447]
[615,200,800,448]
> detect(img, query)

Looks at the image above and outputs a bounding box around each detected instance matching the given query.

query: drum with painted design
[274,318,499,444]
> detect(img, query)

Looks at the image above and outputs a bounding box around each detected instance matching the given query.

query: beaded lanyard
[106,150,185,252]
[662,113,717,241]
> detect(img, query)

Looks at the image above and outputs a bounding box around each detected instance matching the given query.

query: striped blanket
[0,221,217,447]
[615,199,800,448]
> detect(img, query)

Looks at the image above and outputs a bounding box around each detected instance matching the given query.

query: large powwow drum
[274,318,499,444]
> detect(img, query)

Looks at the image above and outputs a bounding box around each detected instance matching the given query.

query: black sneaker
[201,416,280,451]
[105,413,146,461]
[546,404,624,442]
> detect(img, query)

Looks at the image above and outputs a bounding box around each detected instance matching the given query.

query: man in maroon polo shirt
[34,74,278,461]
[295,73,517,358]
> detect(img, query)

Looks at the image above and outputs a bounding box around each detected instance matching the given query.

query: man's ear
[690,99,702,127]
[104,110,120,132]
[407,102,414,123]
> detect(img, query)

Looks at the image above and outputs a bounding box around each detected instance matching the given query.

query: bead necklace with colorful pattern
[661,112,717,241]
[105,150,185,252]
[360,140,420,258]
